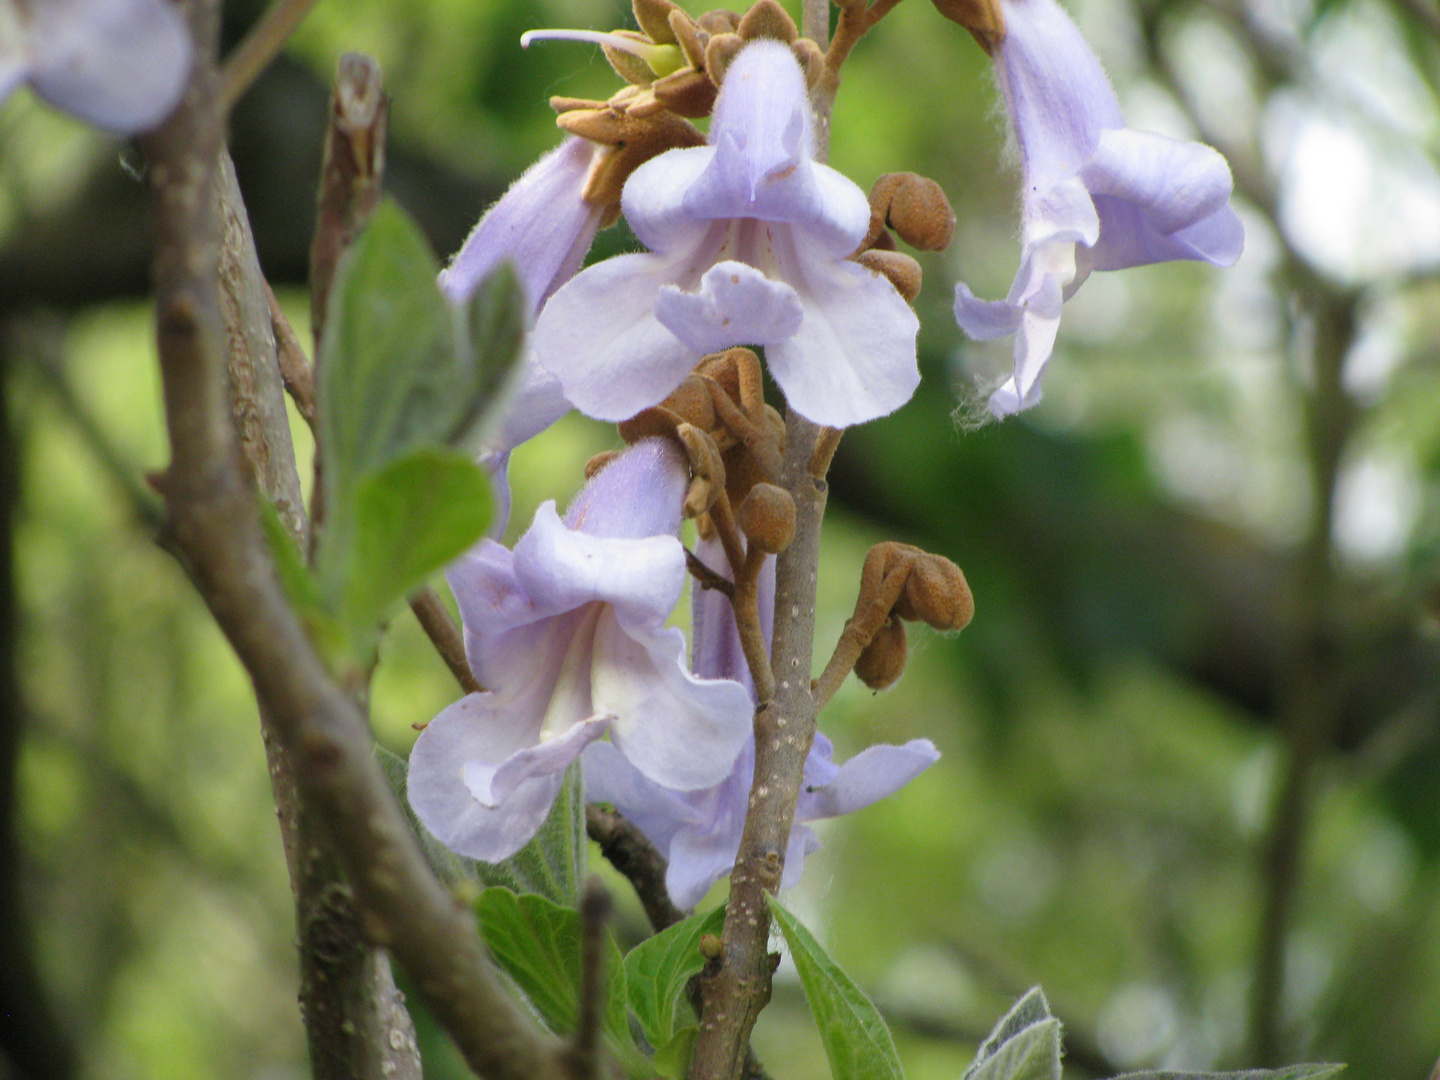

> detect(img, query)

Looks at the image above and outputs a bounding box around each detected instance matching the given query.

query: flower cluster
[407,0,1242,906]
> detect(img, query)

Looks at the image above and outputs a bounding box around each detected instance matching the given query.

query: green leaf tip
[963,987,1061,1080]
[1107,1066,1346,1080]
[766,893,905,1080]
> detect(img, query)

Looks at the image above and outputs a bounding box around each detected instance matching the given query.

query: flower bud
[855,249,922,303]
[894,554,974,632]
[887,174,956,251]
[855,614,907,689]
[736,483,796,554]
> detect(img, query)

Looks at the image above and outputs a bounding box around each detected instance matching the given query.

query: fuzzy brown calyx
[854,615,907,689]
[736,483,796,554]
[931,0,1005,54]
[556,105,706,207]
[736,0,798,43]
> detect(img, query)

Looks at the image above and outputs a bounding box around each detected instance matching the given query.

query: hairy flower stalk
[407,439,753,862]
[955,0,1243,416]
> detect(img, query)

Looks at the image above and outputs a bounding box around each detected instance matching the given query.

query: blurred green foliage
[2,0,1439,1078]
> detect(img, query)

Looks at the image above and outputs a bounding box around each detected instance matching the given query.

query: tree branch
[139,5,574,1078]
[586,805,685,932]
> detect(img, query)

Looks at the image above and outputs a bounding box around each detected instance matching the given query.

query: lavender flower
[585,537,939,908]
[955,0,1243,417]
[1,0,190,133]
[533,39,920,429]
[407,440,753,863]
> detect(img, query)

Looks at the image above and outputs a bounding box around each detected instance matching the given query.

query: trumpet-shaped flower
[1,0,190,133]
[533,39,920,429]
[955,0,1243,417]
[408,440,753,863]
[585,538,939,908]
[441,137,610,534]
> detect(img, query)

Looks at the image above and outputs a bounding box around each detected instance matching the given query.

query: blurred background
[1,0,1438,1077]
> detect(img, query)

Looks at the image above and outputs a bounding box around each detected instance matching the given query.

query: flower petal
[407,693,606,862]
[28,0,190,133]
[1082,128,1243,270]
[795,734,940,821]
[533,248,711,422]
[764,237,920,427]
[440,137,605,312]
[591,608,752,790]
[655,260,804,354]
[513,502,687,629]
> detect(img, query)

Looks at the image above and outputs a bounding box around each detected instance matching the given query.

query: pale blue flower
[585,537,939,908]
[0,0,190,133]
[408,441,753,863]
[955,0,1243,416]
[533,39,920,429]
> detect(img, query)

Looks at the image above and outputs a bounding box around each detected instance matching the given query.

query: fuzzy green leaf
[474,888,642,1072]
[963,988,1061,1080]
[338,447,491,645]
[767,893,905,1080]
[624,905,726,1049]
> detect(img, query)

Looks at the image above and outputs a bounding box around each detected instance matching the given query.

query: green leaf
[1108,1069,1346,1080]
[963,988,1061,1080]
[451,261,528,448]
[337,447,492,645]
[766,893,905,1080]
[375,746,584,906]
[652,1027,698,1080]
[624,905,726,1048]
[474,888,642,1072]
[964,1019,1061,1080]
[316,200,456,523]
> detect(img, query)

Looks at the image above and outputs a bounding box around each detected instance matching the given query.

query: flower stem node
[736,483,796,554]
[931,0,1007,53]
[854,614,907,690]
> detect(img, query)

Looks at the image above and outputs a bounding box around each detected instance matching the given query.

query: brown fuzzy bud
[867,173,956,252]
[737,0,798,42]
[930,0,1005,53]
[854,249,922,303]
[887,174,956,251]
[699,933,724,960]
[736,483,796,554]
[894,554,974,631]
[854,614,907,689]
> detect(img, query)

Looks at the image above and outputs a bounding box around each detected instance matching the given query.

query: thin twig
[568,880,613,1080]
[310,52,387,356]
[812,550,911,711]
[587,805,685,932]
[410,587,483,695]
[218,0,323,113]
[685,548,736,599]
[139,6,573,1077]
[266,282,316,427]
